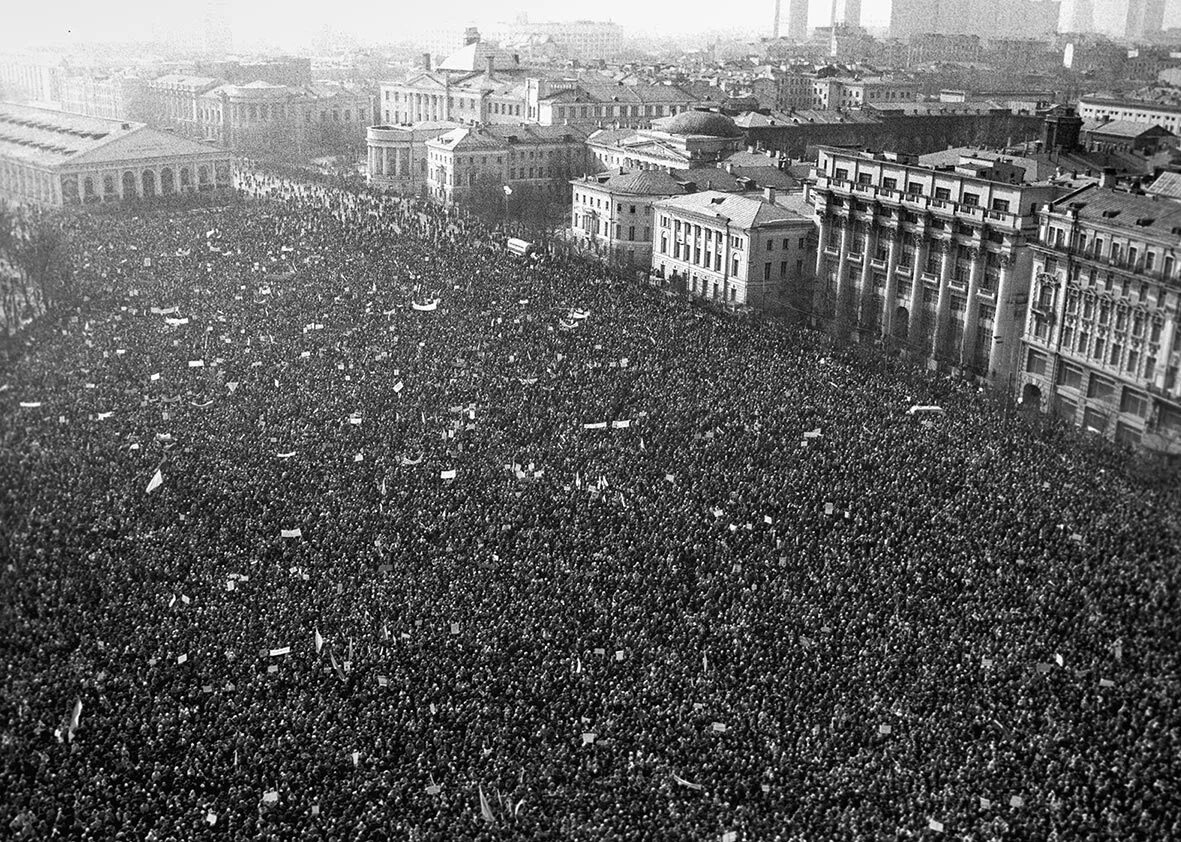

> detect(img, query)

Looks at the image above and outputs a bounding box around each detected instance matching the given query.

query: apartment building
[1018,180,1181,456]
[810,146,1073,382]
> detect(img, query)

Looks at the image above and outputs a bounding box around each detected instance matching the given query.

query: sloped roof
[67,126,223,166]
[438,42,519,72]
[0,102,218,170]
[1052,184,1181,238]
[595,169,690,195]
[1083,119,1173,139]
[655,190,806,229]
[1146,171,1181,199]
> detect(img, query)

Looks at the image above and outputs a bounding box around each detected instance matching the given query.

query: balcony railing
[814,176,1021,232]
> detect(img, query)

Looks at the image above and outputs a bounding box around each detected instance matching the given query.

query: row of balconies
[817,175,1022,232]
[1035,241,1180,286]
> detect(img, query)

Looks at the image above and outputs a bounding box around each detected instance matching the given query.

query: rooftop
[655,190,807,229]
[1082,119,1174,139]
[1051,184,1181,238]
[0,102,219,170]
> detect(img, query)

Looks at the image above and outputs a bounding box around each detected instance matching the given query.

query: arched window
[141,170,156,197]
[160,168,175,195]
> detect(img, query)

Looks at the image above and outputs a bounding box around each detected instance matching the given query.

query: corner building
[1019,180,1181,458]
[810,146,1073,383]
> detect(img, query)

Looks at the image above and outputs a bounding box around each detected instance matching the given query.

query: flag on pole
[479,784,495,823]
[315,629,324,654]
[146,469,163,494]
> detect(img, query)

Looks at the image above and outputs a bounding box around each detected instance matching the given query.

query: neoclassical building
[809,146,1078,383]
[366,122,460,194]
[0,102,233,206]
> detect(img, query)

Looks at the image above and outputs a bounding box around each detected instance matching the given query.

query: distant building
[194,57,312,87]
[1124,0,1167,40]
[809,145,1079,381]
[587,111,745,173]
[423,123,590,206]
[1077,95,1181,135]
[366,121,460,195]
[0,102,233,206]
[889,0,1060,40]
[197,81,371,155]
[1019,179,1181,457]
[487,20,623,62]
[0,51,68,108]
[378,43,527,126]
[144,75,223,137]
[652,189,816,309]
[809,77,920,110]
[1081,120,1175,156]
[59,75,147,122]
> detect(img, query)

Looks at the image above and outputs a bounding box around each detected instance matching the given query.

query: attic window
[710,197,725,205]
[1135,218,1154,226]
[1101,210,1120,218]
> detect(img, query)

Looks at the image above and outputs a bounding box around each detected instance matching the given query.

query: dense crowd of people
[2,171,1179,842]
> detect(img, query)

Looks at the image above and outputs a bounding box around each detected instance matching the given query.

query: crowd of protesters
[1,169,1179,842]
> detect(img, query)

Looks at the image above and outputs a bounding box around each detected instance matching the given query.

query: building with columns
[367,122,460,194]
[652,189,816,309]
[1017,180,1181,458]
[810,146,1079,383]
[0,102,233,206]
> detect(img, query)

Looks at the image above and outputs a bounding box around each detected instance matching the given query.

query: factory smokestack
[773,0,781,38]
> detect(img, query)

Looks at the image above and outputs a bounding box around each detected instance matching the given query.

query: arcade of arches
[1,158,234,207]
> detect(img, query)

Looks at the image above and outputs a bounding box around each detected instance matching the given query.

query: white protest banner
[281,528,302,539]
[188,360,204,368]
[611,420,631,429]
[269,647,291,657]
[146,470,164,494]
[440,469,457,480]
[19,401,42,408]
[583,422,608,430]
[411,300,439,312]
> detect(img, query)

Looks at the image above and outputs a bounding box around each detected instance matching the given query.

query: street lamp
[503,184,512,232]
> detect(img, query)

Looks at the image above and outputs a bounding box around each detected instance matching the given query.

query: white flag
[315,629,324,653]
[146,469,163,494]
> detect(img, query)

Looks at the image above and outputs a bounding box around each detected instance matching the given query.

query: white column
[960,248,986,369]
[932,241,953,360]
[882,233,900,339]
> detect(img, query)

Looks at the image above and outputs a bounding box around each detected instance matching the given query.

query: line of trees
[0,204,70,339]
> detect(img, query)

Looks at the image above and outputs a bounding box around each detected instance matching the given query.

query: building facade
[424,123,590,206]
[588,111,744,174]
[652,190,816,309]
[0,102,233,206]
[59,75,147,121]
[1077,96,1181,135]
[810,146,1072,382]
[197,81,371,155]
[1018,182,1181,457]
[366,122,460,194]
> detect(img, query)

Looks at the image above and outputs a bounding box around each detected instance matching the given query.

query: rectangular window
[1026,349,1047,375]
[934,187,951,200]
[1056,364,1083,390]
[1120,388,1147,417]
[1087,375,1115,402]
[991,198,1010,212]
[962,192,979,207]
[764,262,772,281]
[780,260,788,277]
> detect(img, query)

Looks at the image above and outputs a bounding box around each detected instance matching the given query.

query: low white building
[367,121,460,195]
[652,189,815,309]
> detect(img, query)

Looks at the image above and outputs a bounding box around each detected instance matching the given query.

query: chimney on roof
[422,53,432,71]
[763,186,777,204]
[513,54,520,66]
[725,162,733,173]
[486,56,496,77]
[1100,167,1117,189]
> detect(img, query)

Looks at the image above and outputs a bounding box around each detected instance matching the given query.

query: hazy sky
[1,0,894,48]
[3,1,1178,50]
